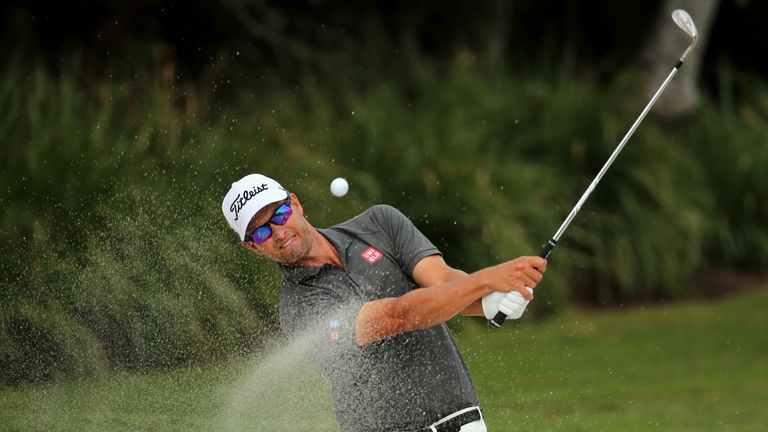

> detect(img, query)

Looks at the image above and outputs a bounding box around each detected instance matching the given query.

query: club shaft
[552,63,681,243]
[491,60,686,328]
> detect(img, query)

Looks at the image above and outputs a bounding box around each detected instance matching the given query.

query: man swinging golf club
[222,11,698,429]
[222,173,546,432]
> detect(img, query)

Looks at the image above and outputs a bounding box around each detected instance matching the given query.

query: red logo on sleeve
[360,246,383,264]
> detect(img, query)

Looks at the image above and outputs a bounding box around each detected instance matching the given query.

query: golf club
[491,9,699,327]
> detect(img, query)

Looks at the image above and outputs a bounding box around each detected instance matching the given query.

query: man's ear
[241,240,259,252]
[290,193,304,217]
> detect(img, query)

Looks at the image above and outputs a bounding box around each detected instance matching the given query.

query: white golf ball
[330,177,349,197]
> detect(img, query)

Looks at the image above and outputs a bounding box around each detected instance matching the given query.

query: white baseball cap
[222,174,289,241]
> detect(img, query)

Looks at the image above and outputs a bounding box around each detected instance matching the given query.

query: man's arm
[354,255,545,345]
[412,255,484,316]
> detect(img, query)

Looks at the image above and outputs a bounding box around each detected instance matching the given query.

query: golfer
[222,174,547,432]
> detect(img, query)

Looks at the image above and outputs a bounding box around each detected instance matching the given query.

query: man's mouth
[279,234,296,249]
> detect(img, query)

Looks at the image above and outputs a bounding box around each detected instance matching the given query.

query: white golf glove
[481,287,534,320]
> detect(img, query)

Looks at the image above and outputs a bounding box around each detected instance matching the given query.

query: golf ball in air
[330,177,349,197]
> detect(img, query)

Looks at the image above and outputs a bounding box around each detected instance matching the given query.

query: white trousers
[458,418,487,432]
[428,406,488,432]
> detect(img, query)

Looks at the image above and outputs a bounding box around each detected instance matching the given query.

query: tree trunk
[634,0,720,118]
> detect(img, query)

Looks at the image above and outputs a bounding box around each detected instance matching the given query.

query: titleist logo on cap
[230,183,268,220]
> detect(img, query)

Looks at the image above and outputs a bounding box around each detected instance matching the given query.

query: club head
[671,9,698,61]
[671,9,698,40]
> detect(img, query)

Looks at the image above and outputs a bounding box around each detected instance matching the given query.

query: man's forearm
[355,271,489,345]
[394,273,490,328]
[356,255,545,344]
[435,268,484,317]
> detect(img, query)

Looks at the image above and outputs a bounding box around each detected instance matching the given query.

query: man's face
[241,194,314,265]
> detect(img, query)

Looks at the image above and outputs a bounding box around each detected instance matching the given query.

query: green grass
[1,287,766,431]
[461,287,768,431]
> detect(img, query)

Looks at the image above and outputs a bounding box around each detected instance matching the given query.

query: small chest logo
[329,319,340,342]
[360,246,383,264]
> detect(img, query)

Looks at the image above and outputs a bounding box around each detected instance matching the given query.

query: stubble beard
[274,218,313,265]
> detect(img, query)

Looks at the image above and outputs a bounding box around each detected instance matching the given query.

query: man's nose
[271,224,288,241]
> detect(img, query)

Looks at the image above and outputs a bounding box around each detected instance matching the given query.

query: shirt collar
[278,227,352,283]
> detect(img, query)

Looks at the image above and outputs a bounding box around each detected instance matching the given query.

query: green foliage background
[1,15,767,384]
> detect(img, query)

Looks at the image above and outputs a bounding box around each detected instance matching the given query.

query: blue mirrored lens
[251,225,273,244]
[270,203,292,225]
[248,200,291,244]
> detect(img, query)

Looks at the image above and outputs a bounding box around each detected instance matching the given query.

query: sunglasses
[246,197,292,244]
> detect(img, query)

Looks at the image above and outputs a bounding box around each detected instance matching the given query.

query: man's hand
[481,288,534,320]
[477,256,547,300]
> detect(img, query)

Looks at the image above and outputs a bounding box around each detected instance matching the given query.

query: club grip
[490,239,558,328]
[490,310,507,327]
[538,239,557,259]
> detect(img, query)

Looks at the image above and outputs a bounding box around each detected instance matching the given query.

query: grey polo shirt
[279,205,479,432]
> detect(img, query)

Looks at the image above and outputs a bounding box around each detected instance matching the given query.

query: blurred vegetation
[1,1,768,385]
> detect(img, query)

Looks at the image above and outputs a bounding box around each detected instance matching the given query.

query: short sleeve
[369,205,441,277]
